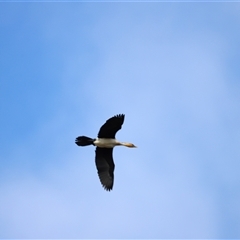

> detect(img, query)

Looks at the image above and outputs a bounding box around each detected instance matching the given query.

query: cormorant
[75,114,136,191]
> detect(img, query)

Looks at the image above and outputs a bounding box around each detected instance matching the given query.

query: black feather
[98,114,125,138]
[75,136,94,146]
[95,147,115,191]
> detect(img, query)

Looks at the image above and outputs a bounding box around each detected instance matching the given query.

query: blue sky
[1,2,240,239]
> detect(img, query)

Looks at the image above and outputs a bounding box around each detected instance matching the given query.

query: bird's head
[123,142,137,148]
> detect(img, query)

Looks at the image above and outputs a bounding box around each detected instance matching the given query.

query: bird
[75,114,136,191]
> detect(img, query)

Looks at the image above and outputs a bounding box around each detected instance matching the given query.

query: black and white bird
[75,114,136,191]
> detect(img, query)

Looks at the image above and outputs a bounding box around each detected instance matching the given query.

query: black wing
[95,147,115,191]
[98,114,125,138]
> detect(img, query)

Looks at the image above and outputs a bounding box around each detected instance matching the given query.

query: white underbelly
[93,138,120,148]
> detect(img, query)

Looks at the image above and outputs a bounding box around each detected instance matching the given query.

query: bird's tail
[75,136,95,146]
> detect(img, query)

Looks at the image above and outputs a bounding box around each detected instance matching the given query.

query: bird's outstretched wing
[98,114,125,138]
[95,147,115,191]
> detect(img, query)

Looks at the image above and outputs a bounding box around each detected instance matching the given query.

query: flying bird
[75,114,136,191]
